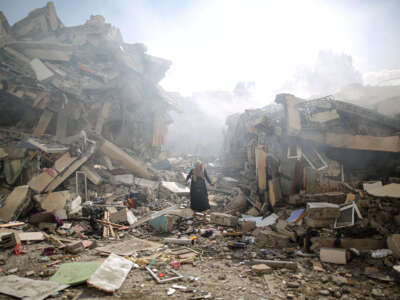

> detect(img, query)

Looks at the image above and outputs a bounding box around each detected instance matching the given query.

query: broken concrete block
[210,212,238,227]
[18,232,45,242]
[0,232,20,248]
[87,253,133,293]
[251,264,272,275]
[0,275,68,300]
[110,209,137,225]
[114,174,134,185]
[81,166,102,185]
[0,185,30,222]
[305,217,335,228]
[275,220,296,242]
[306,202,340,219]
[387,234,400,258]
[34,191,71,212]
[320,248,349,264]
[239,220,256,232]
[148,215,178,233]
[65,241,84,254]
[30,58,54,81]
[255,228,291,248]
[366,183,400,199]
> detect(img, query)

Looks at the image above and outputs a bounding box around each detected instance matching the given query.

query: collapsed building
[0,2,182,221]
[0,2,175,162]
[223,93,400,250]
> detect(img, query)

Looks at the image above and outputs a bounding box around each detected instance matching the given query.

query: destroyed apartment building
[0,2,175,162]
[223,92,400,251]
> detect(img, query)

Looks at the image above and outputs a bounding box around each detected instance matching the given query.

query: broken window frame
[287,144,302,160]
[334,201,363,229]
[301,145,328,171]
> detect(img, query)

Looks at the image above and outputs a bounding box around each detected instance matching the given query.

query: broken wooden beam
[251,259,297,270]
[33,110,53,136]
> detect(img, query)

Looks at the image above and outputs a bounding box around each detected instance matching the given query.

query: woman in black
[185,161,213,212]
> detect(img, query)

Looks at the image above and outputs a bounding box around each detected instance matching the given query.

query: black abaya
[186,168,211,212]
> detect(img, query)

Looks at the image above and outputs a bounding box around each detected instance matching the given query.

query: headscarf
[193,161,204,182]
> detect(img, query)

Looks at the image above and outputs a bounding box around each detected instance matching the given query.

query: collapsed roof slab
[300,131,400,153]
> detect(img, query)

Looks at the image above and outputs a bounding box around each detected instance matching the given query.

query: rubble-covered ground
[1,2,400,300]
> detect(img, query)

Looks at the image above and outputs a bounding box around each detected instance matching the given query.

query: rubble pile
[222,93,400,286]
[0,2,175,161]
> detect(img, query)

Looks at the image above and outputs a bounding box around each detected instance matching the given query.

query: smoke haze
[2,0,400,155]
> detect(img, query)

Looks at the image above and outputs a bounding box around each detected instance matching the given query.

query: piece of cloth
[186,168,211,212]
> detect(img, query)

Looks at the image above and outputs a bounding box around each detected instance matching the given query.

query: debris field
[0,2,400,300]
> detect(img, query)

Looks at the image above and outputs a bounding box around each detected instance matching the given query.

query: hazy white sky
[1,0,400,104]
[146,0,354,98]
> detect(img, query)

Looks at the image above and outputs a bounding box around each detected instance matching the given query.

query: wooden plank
[103,211,109,238]
[33,110,53,136]
[0,222,25,228]
[255,146,267,191]
[268,178,281,207]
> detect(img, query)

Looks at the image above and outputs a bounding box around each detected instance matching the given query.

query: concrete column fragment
[100,140,151,179]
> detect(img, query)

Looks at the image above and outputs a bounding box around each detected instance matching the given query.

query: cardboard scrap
[50,261,102,286]
[87,253,133,293]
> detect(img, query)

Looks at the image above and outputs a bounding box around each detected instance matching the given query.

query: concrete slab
[81,166,102,185]
[54,152,77,173]
[135,177,159,189]
[30,58,54,81]
[34,191,71,212]
[0,275,68,300]
[96,237,161,256]
[0,185,30,222]
[161,181,190,195]
[28,172,54,193]
[366,183,400,199]
[100,140,151,179]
